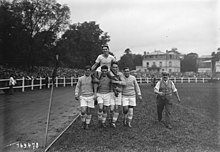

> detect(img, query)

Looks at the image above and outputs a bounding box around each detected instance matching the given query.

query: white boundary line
[44,114,80,152]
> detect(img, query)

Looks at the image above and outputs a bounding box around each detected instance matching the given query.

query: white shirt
[95,54,116,72]
[9,77,16,86]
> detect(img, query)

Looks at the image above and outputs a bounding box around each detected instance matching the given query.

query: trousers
[156,95,172,124]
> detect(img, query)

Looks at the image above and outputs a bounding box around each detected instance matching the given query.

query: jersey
[95,54,116,72]
[75,75,94,97]
[122,75,141,97]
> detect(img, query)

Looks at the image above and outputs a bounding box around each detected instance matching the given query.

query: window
[169,61,172,67]
[169,69,172,72]
[170,55,172,59]
[153,62,156,66]
[146,62,149,67]
[159,62,162,67]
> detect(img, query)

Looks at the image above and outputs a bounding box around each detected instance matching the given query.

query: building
[197,55,212,73]
[215,61,220,72]
[136,50,181,73]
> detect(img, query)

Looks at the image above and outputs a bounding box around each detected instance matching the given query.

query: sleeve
[134,77,141,95]
[118,73,126,86]
[154,81,160,93]
[112,56,116,62]
[171,81,177,92]
[95,55,101,63]
[75,77,81,96]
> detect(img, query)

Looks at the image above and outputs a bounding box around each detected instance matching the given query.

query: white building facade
[197,55,212,73]
[136,50,181,73]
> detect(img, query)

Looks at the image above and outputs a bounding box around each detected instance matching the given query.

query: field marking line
[44,114,80,152]
[4,141,19,148]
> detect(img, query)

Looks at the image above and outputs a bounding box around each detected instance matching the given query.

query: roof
[199,55,212,59]
[145,50,165,55]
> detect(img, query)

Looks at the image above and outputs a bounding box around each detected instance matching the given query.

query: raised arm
[91,62,99,72]
[75,78,81,100]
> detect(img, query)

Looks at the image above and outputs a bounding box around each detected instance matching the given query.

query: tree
[118,49,143,70]
[0,0,70,68]
[124,48,131,55]
[56,21,110,68]
[133,54,143,69]
[181,53,198,72]
[118,48,133,70]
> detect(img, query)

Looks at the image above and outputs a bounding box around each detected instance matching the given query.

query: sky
[57,0,220,59]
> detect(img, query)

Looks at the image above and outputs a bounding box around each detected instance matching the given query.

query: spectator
[8,74,16,95]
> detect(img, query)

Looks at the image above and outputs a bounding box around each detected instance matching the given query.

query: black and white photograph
[0,0,220,151]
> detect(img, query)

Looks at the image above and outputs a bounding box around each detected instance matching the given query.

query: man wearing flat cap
[154,71,180,129]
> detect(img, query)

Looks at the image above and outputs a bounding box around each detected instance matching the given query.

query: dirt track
[0,86,79,152]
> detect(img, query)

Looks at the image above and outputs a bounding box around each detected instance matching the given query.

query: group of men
[75,45,181,130]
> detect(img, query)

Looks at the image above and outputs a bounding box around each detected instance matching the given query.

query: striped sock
[128,108,133,123]
[102,113,107,123]
[98,111,103,121]
[86,115,92,125]
[81,113,86,123]
[112,112,119,123]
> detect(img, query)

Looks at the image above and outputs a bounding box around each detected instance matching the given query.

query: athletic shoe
[111,122,116,128]
[123,119,127,126]
[127,122,132,128]
[85,124,89,130]
[98,120,102,128]
[81,122,86,129]
[102,123,107,128]
[166,124,172,129]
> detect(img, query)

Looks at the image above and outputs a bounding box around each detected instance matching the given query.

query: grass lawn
[48,83,220,152]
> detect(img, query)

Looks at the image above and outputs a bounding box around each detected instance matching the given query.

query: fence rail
[0,77,219,92]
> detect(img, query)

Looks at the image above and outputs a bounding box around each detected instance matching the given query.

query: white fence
[0,77,219,92]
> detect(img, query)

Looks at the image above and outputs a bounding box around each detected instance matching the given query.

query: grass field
[48,83,220,152]
[1,83,220,152]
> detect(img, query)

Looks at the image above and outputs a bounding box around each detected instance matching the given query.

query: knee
[81,111,86,115]
[99,108,103,113]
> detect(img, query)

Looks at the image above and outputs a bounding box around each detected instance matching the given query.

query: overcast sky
[57,0,220,59]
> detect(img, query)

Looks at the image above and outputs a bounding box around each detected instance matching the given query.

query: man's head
[123,67,130,78]
[84,65,91,76]
[102,45,109,56]
[161,71,169,81]
[101,65,108,76]
[111,61,119,73]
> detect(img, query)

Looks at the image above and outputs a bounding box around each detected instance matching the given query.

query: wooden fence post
[31,78,34,90]
[22,77,25,92]
[40,77,42,89]
[63,77,66,87]
[56,77,58,87]
[71,77,73,86]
